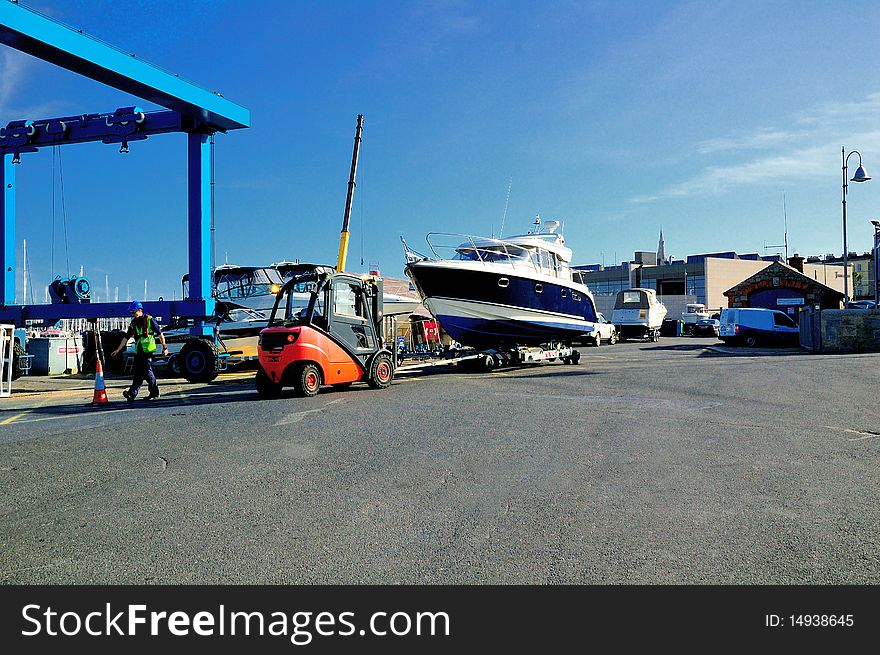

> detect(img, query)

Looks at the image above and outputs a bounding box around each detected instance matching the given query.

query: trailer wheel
[180,339,220,383]
[167,354,181,376]
[594,334,601,347]
[293,362,322,397]
[11,342,26,381]
[255,368,282,399]
[652,330,660,342]
[367,352,394,389]
[571,349,581,364]
[609,331,618,345]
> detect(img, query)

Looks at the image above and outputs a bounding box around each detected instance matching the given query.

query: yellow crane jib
[336,114,363,273]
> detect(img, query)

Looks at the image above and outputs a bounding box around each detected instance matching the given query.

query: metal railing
[415,232,552,277]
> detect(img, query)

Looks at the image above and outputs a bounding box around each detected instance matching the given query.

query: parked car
[846,300,877,310]
[691,317,720,337]
[718,307,799,347]
[581,312,618,346]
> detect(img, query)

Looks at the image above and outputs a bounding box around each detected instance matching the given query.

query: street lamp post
[872,219,880,306]
[841,147,871,305]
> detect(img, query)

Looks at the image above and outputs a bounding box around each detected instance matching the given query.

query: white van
[718,308,799,347]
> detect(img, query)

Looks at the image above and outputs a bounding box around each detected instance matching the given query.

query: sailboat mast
[336,114,364,273]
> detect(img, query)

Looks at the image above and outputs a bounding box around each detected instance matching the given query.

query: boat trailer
[395,343,581,374]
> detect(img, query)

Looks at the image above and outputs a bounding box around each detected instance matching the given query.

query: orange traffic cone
[91,355,109,406]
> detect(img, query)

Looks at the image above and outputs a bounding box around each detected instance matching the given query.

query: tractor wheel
[367,352,394,389]
[11,342,26,381]
[180,339,220,383]
[293,362,322,397]
[255,368,283,399]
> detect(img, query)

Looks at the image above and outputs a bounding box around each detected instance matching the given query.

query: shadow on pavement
[640,343,717,352]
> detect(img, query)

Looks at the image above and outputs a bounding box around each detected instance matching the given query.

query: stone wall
[818,309,880,353]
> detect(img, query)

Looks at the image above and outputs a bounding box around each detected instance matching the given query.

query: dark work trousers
[129,352,159,398]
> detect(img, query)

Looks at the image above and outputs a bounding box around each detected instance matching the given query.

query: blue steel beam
[0,300,214,325]
[0,108,185,157]
[0,1,249,132]
[187,133,214,336]
[0,154,14,305]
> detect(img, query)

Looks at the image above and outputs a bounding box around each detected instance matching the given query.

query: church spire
[657,228,666,266]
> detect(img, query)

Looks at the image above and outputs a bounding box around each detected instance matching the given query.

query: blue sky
[2,0,879,303]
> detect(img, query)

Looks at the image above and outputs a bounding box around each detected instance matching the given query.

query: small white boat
[611,288,668,341]
[681,302,711,333]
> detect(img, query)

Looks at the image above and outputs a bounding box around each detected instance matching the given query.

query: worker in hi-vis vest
[111,300,169,401]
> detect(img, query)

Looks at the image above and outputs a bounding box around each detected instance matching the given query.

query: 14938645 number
[790,615,853,627]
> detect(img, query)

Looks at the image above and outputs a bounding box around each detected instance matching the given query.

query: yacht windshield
[215,269,283,299]
[453,245,531,263]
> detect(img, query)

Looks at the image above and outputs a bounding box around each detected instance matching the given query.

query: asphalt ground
[0,337,878,584]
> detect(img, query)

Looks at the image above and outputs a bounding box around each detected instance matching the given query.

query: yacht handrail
[423,232,546,276]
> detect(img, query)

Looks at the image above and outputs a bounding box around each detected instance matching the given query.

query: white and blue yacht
[403,217,599,348]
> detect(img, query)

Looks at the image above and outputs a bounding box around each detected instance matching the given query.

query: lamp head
[851,165,870,183]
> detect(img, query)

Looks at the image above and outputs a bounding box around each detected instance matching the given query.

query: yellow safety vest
[133,315,157,354]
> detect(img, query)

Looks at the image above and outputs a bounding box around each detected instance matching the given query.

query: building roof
[723,261,844,298]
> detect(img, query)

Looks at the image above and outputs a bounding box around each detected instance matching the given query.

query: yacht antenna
[499,176,512,237]
[530,214,541,233]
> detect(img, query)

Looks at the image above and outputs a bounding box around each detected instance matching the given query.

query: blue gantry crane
[0,0,250,380]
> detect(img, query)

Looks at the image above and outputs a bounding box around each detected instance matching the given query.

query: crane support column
[187,132,214,336]
[0,154,14,306]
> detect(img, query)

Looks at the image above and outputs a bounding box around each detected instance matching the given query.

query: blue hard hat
[129,300,143,313]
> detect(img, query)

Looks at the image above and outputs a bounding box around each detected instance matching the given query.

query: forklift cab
[270,271,385,353]
[258,271,393,397]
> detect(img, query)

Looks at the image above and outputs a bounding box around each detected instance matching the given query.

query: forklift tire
[293,362,322,397]
[367,352,394,389]
[255,368,282,399]
[180,339,220,383]
[11,342,26,381]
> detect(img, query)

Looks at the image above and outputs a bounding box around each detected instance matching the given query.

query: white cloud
[695,128,799,154]
[0,51,28,117]
[632,93,880,203]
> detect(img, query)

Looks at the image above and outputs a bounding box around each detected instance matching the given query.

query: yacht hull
[406,261,598,347]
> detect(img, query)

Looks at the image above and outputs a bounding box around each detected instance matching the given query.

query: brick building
[723,260,844,321]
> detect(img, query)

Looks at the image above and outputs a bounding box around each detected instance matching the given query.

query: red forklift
[255,270,394,398]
